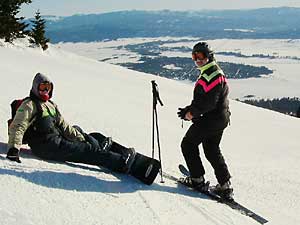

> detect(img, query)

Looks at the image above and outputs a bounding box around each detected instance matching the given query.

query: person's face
[38,82,51,95]
[192,52,209,67]
[38,82,51,91]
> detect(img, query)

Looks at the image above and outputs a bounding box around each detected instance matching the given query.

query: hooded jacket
[8,73,85,150]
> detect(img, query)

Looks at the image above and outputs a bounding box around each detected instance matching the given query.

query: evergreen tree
[29,10,50,50]
[0,0,32,42]
[297,105,300,118]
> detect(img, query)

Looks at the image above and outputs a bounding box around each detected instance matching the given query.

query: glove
[84,134,100,151]
[6,147,21,163]
[177,107,189,120]
[73,125,84,134]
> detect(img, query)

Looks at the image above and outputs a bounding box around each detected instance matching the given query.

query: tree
[0,0,32,42]
[297,105,300,118]
[29,10,50,50]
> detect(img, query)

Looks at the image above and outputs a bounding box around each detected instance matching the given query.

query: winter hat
[30,72,54,101]
[192,42,214,60]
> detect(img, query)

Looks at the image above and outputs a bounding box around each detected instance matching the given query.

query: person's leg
[89,132,133,156]
[89,132,160,184]
[32,136,128,173]
[181,124,205,178]
[202,131,231,185]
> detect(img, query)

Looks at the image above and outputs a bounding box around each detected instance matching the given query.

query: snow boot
[122,147,136,173]
[179,176,209,193]
[211,181,234,201]
[100,137,113,152]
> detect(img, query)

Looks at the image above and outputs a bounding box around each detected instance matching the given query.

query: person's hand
[185,111,193,121]
[6,148,21,163]
[177,107,191,120]
[85,134,100,151]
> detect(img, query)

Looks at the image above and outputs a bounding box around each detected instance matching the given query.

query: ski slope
[0,39,299,225]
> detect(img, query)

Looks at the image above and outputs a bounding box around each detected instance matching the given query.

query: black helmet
[192,42,214,59]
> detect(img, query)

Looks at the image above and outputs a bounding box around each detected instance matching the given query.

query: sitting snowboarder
[7,72,160,185]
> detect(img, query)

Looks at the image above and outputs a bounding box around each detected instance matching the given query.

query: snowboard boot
[100,137,113,152]
[179,176,209,193]
[211,180,234,201]
[121,147,136,173]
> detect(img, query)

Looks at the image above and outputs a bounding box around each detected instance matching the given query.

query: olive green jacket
[8,98,85,150]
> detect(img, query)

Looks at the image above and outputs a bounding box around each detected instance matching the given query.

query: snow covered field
[56,38,300,100]
[0,39,300,225]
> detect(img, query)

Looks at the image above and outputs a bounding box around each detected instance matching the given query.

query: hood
[30,73,54,101]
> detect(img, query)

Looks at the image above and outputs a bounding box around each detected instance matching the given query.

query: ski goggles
[39,82,52,92]
[192,52,207,62]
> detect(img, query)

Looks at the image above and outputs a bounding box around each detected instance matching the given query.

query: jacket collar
[198,61,217,75]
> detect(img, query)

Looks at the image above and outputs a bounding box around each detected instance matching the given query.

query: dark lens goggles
[192,52,207,61]
[39,82,52,92]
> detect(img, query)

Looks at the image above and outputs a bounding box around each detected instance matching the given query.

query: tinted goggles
[39,82,52,92]
[192,52,207,61]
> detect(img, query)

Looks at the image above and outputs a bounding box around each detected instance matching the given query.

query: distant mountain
[41,7,300,43]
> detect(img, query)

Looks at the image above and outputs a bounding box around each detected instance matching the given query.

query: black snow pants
[181,122,231,185]
[29,132,128,173]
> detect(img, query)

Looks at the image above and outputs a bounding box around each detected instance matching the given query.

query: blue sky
[21,0,300,17]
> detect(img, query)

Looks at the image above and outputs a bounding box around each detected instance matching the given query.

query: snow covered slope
[0,39,299,225]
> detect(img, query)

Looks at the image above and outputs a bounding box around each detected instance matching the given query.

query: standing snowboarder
[7,72,160,184]
[177,42,233,199]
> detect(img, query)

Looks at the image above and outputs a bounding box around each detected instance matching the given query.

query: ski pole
[151,80,164,183]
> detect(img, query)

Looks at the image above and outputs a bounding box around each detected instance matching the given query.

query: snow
[162,64,182,70]
[55,37,198,65]
[56,38,300,100]
[161,38,300,99]
[1,38,300,225]
[223,29,255,33]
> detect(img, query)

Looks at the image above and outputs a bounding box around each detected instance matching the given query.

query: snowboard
[130,152,161,185]
[163,164,268,224]
[178,164,233,200]
[89,132,161,185]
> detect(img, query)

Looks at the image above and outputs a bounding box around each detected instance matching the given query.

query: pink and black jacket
[189,61,231,129]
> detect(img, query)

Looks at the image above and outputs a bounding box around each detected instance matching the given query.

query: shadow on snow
[0,141,211,200]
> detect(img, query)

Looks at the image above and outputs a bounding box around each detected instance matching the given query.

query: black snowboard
[129,152,161,185]
[89,132,161,185]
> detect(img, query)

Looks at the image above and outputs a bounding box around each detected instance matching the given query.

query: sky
[20,0,300,17]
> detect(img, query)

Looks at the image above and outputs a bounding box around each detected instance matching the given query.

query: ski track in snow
[164,178,250,225]
[137,192,161,224]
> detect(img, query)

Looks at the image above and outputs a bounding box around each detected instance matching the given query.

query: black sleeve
[189,84,221,118]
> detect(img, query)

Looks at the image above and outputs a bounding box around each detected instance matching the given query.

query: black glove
[177,107,189,120]
[84,134,100,151]
[73,125,84,134]
[6,147,21,163]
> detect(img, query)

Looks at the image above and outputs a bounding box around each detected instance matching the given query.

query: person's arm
[54,105,85,142]
[7,100,36,163]
[188,83,222,118]
[8,100,36,150]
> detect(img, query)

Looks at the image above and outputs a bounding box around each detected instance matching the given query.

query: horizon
[20,0,300,17]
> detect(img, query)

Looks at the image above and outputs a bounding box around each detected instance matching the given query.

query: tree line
[239,97,300,118]
[0,0,49,50]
